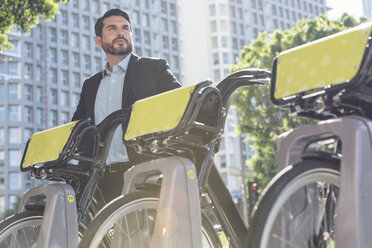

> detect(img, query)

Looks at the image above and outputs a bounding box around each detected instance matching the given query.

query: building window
[61,10,68,25]
[219,4,226,15]
[92,0,99,14]
[209,5,216,16]
[221,36,228,48]
[210,21,217,32]
[170,3,176,16]
[223,53,229,64]
[71,0,79,8]
[82,16,90,30]
[61,112,69,124]
[162,36,169,50]
[171,38,178,51]
[49,68,57,84]
[83,55,91,70]
[161,1,167,14]
[71,33,79,47]
[170,21,177,34]
[144,31,150,45]
[220,20,227,32]
[73,72,80,88]
[94,57,101,71]
[24,106,33,122]
[0,128,3,145]
[24,63,33,79]
[82,35,90,50]
[49,48,57,63]
[36,87,43,103]
[0,107,4,122]
[33,26,42,39]
[61,50,68,65]
[9,172,21,190]
[24,85,33,101]
[24,42,33,57]
[60,30,68,45]
[8,84,20,100]
[36,45,42,60]
[0,151,3,166]
[82,0,89,10]
[213,53,219,65]
[9,62,19,76]
[49,27,57,43]
[61,70,69,86]
[72,13,79,27]
[8,105,20,121]
[161,18,168,31]
[133,11,140,25]
[9,128,21,144]
[49,110,58,127]
[103,2,110,12]
[211,37,218,48]
[36,108,43,125]
[272,4,277,15]
[50,89,57,105]
[72,52,80,67]
[251,0,256,8]
[61,91,69,107]
[143,13,149,27]
[35,65,42,82]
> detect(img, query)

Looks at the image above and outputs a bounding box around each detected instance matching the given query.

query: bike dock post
[18,184,79,248]
[276,116,372,248]
[120,156,202,248]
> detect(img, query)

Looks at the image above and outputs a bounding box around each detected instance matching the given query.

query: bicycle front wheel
[79,191,222,248]
[247,158,340,248]
[0,211,43,247]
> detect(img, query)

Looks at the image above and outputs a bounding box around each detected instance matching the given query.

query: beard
[101,37,133,56]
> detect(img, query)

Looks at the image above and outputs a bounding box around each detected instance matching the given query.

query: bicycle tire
[79,191,222,248]
[247,158,340,248]
[0,211,43,247]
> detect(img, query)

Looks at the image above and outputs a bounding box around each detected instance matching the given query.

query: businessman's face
[95,15,133,56]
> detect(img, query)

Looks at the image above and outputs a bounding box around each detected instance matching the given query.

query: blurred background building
[0,0,327,215]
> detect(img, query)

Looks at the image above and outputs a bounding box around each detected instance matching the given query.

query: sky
[327,0,364,20]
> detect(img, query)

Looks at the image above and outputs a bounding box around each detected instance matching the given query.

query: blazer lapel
[122,54,140,109]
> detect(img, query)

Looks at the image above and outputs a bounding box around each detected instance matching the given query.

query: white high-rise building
[363,0,372,17]
[0,0,181,214]
[178,0,328,209]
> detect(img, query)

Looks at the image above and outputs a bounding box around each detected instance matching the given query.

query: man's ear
[95,36,102,48]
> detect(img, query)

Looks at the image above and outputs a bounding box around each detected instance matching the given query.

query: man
[72,8,181,202]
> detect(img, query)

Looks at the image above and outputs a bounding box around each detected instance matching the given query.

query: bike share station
[6,21,372,248]
[266,22,372,247]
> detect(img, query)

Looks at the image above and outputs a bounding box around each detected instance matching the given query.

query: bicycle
[77,69,271,248]
[246,22,372,247]
[0,68,271,247]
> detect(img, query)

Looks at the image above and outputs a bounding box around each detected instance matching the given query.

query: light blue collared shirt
[95,54,131,165]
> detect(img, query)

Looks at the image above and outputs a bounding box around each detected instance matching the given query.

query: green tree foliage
[232,14,364,190]
[0,0,69,52]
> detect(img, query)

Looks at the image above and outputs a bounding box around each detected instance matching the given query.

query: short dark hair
[95,8,131,37]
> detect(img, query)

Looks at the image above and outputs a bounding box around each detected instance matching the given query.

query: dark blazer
[71,54,181,164]
[72,54,181,123]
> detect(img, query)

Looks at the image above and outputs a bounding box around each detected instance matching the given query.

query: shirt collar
[102,54,132,77]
